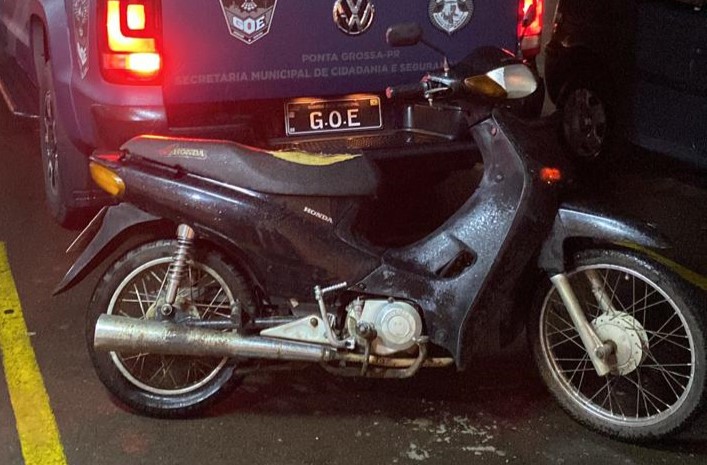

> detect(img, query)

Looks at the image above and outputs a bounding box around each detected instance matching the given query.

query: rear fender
[539,203,670,275]
[53,203,165,295]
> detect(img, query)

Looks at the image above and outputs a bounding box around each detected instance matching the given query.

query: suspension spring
[163,224,196,308]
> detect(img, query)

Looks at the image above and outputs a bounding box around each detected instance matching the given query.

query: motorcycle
[56,23,705,442]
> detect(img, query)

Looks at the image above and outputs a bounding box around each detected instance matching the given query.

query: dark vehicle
[55,25,706,442]
[0,0,545,226]
[545,0,707,167]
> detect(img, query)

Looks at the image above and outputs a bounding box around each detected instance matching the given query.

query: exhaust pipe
[94,314,336,363]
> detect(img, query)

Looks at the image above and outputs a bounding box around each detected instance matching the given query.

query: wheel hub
[592,313,648,376]
[563,88,607,159]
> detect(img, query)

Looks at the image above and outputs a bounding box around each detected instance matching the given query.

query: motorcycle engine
[346,299,423,356]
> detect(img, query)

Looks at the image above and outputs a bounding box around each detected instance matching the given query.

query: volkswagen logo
[333,0,375,36]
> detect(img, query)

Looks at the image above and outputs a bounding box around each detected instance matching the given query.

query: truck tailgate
[161,1,517,106]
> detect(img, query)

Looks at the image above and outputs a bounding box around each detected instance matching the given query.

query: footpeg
[314,282,352,349]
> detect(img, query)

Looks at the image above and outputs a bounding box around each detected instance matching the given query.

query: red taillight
[101,0,162,83]
[518,0,543,59]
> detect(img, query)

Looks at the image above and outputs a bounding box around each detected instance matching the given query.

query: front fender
[539,203,670,275]
[53,203,164,295]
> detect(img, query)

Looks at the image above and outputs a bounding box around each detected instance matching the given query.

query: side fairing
[359,113,558,366]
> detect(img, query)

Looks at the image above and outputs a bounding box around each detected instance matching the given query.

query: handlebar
[385,81,429,101]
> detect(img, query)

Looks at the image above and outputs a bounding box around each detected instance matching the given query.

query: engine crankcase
[350,299,423,356]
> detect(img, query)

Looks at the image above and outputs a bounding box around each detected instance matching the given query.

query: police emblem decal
[219,0,278,44]
[333,0,375,36]
[429,0,473,35]
[73,0,90,77]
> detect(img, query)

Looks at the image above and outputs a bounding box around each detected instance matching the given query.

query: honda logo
[333,0,375,36]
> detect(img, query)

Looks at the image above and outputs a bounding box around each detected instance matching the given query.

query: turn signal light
[90,162,125,197]
[540,167,562,184]
[101,0,162,83]
[464,76,507,99]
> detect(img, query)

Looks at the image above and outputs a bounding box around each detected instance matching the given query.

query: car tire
[38,57,90,228]
[559,77,614,162]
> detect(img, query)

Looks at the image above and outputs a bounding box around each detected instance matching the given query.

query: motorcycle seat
[121,136,380,197]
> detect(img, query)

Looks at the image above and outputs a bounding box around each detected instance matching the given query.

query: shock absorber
[161,224,196,315]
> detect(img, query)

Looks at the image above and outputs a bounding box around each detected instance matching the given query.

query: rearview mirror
[464,64,538,100]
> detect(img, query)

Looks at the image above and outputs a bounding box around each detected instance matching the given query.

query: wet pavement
[0,101,706,465]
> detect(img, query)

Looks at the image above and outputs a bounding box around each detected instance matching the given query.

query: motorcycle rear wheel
[86,240,254,417]
[529,248,706,441]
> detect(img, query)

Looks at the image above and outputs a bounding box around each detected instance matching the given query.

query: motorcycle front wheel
[86,240,255,417]
[529,248,706,441]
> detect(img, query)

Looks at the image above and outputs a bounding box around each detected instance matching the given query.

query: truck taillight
[101,0,162,83]
[518,0,543,59]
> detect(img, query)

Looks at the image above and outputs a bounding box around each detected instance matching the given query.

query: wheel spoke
[643,350,690,396]
[547,309,577,335]
[549,329,586,352]
[647,329,691,352]
[586,377,612,404]
[155,267,169,299]
[635,370,654,417]
[202,288,226,319]
[623,371,671,414]
[565,353,591,387]
[606,270,629,313]
[608,378,627,419]
[632,295,670,320]
[132,283,146,317]
[648,312,681,346]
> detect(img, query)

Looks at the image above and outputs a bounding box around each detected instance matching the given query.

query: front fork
[550,271,615,377]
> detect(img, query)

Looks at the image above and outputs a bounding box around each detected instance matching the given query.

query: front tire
[87,241,255,417]
[529,249,706,441]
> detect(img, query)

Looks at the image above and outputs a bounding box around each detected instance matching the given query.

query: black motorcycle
[56,24,705,442]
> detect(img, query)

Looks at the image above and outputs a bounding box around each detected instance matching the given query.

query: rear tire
[86,241,255,417]
[38,56,90,227]
[529,249,706,441]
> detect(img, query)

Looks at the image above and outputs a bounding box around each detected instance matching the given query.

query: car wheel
[38,58,89,227]
[561,81,611,161]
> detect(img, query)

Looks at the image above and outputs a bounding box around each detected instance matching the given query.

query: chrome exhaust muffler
[94,314,336,363]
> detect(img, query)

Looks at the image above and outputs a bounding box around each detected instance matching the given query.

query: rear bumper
[90,104,169,149]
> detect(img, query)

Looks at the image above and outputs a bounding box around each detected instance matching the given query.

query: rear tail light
[518,0,543,59]
[100,0,162,84]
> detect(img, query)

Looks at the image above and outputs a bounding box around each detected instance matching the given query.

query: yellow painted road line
[0,243,67,465]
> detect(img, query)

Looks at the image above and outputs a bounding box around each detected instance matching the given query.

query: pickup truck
[545,0,707,166]
[0,0,545,226]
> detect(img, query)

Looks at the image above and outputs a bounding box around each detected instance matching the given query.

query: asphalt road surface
[0,101,706,465]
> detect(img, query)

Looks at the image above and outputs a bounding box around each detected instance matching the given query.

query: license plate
[285,96,382,136]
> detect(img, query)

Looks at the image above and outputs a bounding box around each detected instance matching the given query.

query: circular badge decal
[429,0,474,35]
